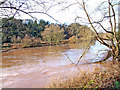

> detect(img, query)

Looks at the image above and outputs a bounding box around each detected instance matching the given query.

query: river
[1,41,109,88]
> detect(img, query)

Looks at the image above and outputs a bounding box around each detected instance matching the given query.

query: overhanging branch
[0,6,61,24]
[94,21,114,34]
[0,0,7,5]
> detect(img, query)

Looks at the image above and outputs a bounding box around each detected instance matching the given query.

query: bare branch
[28,11,62,24]
[46,1,65,13]
[0,0,64,24]
[109,1,117,37]
[13,2,25,18]
[94,21,114,34]
[0,6,34,18]
[0,0,7,5]
[62,3,78,11]
[84,1,112,48]
[76,39,94,65]
[108,0,113,32]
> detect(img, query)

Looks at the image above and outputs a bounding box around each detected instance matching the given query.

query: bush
[48,62,120,88]
[22,34,32,48]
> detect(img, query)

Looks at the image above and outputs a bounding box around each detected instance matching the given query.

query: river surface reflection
[1,41,109,88]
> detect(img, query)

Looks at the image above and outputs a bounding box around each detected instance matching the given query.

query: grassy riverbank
[48,61,120,89]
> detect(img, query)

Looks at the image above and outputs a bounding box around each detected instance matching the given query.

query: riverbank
[1,42,63,52]
[48,61,120,89]
[2,39,95,52]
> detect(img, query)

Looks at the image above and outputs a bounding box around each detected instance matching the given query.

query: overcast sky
[14,0,119,32]
[16,0,104,24]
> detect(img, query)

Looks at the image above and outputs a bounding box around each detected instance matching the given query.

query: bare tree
[76,0,120,62]
[61,0,120,62]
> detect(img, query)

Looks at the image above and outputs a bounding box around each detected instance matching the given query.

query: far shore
[2,39,95,52]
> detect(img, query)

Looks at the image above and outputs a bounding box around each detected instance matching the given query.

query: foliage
[67,23,81,37]
[2,18,49,43]
[22,34,32,48]
[115,81,120,88]
[41,24,66,44]
[67,23,94,43]
[2,17,95,47]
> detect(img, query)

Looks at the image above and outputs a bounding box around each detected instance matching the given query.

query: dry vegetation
[48,62,120,89]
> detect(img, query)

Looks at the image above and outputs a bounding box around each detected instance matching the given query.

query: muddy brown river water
[1,41,109,88]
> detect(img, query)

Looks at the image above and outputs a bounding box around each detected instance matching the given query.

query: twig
[61,50,75,65]
[76,39,94,66]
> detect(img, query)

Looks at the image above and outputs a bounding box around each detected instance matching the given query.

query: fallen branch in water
[76,39,94,66]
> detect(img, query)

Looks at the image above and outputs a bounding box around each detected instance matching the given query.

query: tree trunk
[115,42,120,62]
[112,42,120,62]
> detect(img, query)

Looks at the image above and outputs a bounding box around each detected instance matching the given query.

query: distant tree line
[2,18,95,46]
[2,18,48,43]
